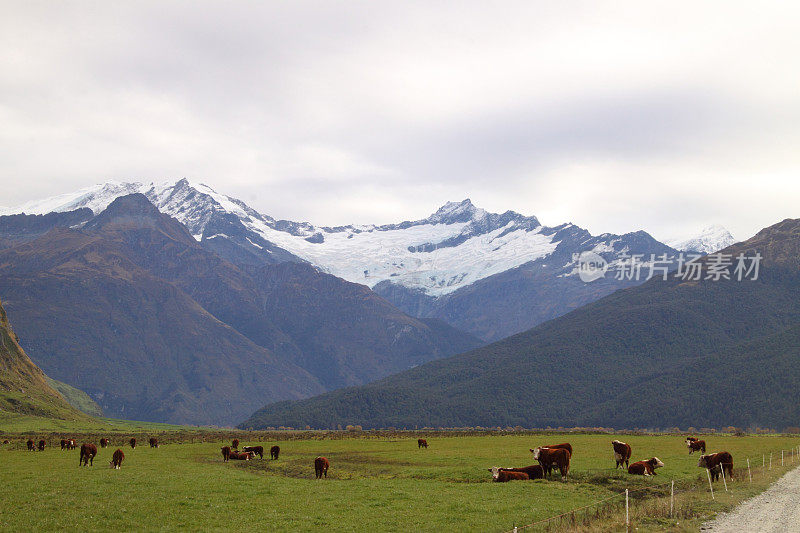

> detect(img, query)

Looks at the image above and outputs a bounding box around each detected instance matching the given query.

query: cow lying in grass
[698,452,733,481]
[243,446,263,459]
[628,457,664,476]
[488,466,529,482]
[228,451,254,460]
[492,465,545,480]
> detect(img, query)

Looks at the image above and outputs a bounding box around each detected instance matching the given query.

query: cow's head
[488,466,502,480]
[530,448,542,459]
[697,455,710,468]
[649,457,665,469]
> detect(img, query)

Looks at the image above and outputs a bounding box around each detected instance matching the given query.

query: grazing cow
[232,439,239,450]
[698,452,733,481]
[110,449,125,469]
[498,465,545,480]
[221,446,232,462]
[228,451,253,460]
[531,447,571,479]
[79,443,98,466]
[38,439,46,451]
[100,438,109,448]
[67,439,76,450]
[314,456,329,479]
[149,437,159,448]
[61,439,68,450]
[489,466,530,482]
[243,446,263,459]
[418,439,428,449]
[628,457,664,476]
[686,438,706,454]
[26,439,35,451]
[129,438,137,449]
[612,440,632,469]
[270,445,280,460]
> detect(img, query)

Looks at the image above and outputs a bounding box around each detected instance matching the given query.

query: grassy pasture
[0,432,798,531]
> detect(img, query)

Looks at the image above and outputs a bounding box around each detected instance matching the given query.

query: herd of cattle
[4,434,736,482]
[488,437,734,482]
[220,440,330,478]
[15,436,163,469]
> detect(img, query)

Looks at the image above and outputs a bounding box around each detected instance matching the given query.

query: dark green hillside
[0,298,88,421]
[240,218,800,430]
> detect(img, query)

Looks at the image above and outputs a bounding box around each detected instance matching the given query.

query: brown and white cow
[61,439,68,450]
[221,446,232,462]
[698,452,733,481]
[418,439,428,449]
[628,457,664,476]
[79,443,98,466]
[531,447,571,479]
[270,445,280,460]
[686,438,706,454]
[228,451,253,460]
[110,449,125,469]
[243,446,263,459]
[612,440,632,469]
[37,439,46,451]
[489,466,530,482]
[129,438,137,449]
[498,465,545,480]
[149,437,159,448]
[100,438,109,448]
[314,456,329,479]
[26,439,35,451]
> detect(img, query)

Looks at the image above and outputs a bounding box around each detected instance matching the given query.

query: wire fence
[505,444,800,532]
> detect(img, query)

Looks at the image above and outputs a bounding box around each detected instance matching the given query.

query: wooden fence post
[720,462,728,492]
[707,469,715,500]
[782,450,784,466]
[770,453,773,470]
[625,488,629,532]
[670,480,674,517]
[747,458,752,483]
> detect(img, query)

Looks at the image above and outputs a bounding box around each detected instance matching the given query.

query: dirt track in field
[702,466,800,532]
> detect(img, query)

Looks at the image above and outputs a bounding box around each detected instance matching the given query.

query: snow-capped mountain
[666,225,737,255]
[3,179,681,340]
[3,179,634,296]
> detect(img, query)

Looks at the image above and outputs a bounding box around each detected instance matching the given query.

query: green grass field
[1,432,798,531]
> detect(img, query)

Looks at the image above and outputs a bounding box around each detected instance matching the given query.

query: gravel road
[702,466,800,532]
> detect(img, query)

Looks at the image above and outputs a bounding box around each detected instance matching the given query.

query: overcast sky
[2,1,799,241]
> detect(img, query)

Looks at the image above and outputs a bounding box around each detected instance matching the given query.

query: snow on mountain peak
[666,224,737,254]
[2,180,676,297]
[425,199,486,224]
